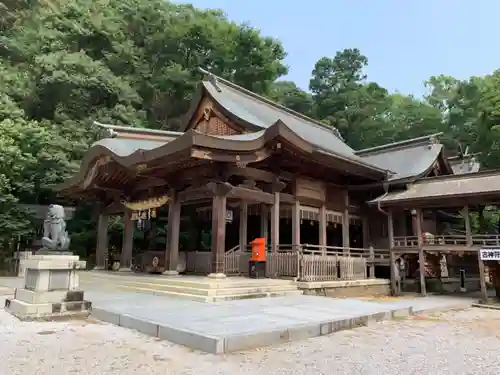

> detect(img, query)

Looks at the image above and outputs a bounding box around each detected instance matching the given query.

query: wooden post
[95,213,109,270]
[271,192,280,253]
[416,208,427,296]
[388,208,397,295]
[260,204,269,244]
[119,209,134,271]
[362,214,370,249]
[291,200,301,251]
[239,201,248,252]
[319,204,327,255]
[208,182,231,277]
[210,194,227,276]
[164,190,181,275]
[342,190,350,253]
[465,205,488,302]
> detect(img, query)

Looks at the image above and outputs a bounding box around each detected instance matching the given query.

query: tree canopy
[1,0,499,254]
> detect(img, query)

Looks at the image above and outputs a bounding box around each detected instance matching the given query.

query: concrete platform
[87,291,475,354]
[82,272,302,302]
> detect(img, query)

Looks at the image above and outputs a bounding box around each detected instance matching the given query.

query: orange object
[251,238,266,261]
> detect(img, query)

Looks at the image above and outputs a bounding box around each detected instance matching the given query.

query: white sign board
[225,210,233,223]
[480,248,500,261]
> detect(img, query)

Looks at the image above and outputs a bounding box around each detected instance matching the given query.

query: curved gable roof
[356,133,449,182]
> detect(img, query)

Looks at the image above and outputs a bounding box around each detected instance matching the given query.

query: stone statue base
[4,254,91,321]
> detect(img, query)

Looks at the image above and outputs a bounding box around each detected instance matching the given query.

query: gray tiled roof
[371,171,500,205]
[203,79,376,167]
[92,138,167,157]
[357,143,443,181]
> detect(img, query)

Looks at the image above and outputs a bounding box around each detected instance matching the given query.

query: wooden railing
[394,234,500,248]
[222,244,389,282]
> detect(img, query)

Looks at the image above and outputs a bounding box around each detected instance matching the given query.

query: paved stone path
[1,297,499,375]
[0,274,478,353]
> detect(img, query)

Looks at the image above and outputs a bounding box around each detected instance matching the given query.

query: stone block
[120,315,159,337]
[158,325,224,354]
[223,330,287,353]
[286,324,321,341]
[91,308,121,325]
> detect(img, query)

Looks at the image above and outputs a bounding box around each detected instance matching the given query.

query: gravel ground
[2,303,500,375]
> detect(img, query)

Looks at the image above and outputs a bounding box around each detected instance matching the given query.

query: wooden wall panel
[295,177,326,202]
[325,185,345,211]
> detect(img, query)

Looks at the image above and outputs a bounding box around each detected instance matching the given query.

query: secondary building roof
[370,169,500,207]
[356,133,452,182]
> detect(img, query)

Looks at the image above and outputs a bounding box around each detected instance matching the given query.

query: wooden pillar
[95,213,109,270]
[239,201,248,252]
[319,204,327,255]
[362,214,370,249]
[260,204,269,244]
[209,182,231,277]
[342,191,350,253]
[465,205,488,302]
[291,200,301,251]
[388,208,397,295]
[119,209,134,271]
[164,190,181,275]
[271,192,280,253]
[415,208,427,296]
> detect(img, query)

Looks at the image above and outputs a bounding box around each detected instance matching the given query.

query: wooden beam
[228,186,275,204]
[131,177,168,193]
[279,193,294,204]
[191,149,271,164]
[178,186,214,203]
[227,166,278,183]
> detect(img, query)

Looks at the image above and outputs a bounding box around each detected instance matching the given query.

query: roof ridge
[95,122,183,139]
[414,168,498,183]
[356,133,443,156]
[198,68,345,141]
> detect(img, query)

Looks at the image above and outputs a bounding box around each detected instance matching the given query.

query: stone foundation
[4,254,91,321]
[297,279,391,298]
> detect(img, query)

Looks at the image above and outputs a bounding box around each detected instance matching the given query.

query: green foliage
[1,0,500,254]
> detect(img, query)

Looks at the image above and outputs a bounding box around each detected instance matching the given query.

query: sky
[177,0,500,97]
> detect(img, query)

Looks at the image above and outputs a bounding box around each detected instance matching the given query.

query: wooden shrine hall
[56,71,500,293]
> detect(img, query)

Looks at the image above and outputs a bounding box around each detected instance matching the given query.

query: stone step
[117,284,303,302]
[121,280,300,297]
[82,272,297,289]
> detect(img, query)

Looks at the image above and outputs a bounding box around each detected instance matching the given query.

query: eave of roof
[369,169,500,207]
[56,120,390,193]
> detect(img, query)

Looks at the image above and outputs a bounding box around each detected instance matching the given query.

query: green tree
[268,81,314,116]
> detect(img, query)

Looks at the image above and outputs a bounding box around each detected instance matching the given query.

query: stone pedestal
[4,255,91,321]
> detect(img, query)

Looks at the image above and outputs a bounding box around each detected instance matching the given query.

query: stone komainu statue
[41,204,70,251]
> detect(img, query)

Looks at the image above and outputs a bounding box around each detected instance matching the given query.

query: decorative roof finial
[198,67,221,92]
